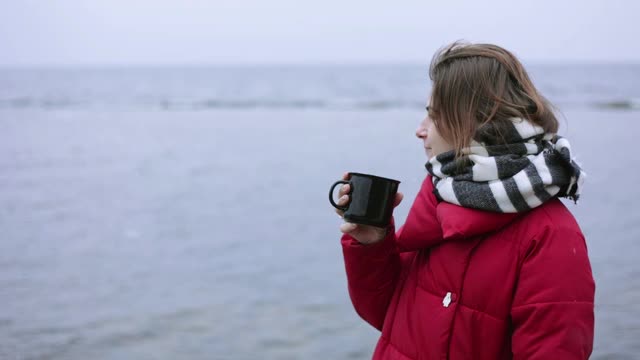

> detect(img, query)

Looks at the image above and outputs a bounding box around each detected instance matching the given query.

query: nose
[416,122,427,139]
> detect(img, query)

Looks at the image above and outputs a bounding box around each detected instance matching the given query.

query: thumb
[340,222,358,234]
[393,192,404,208]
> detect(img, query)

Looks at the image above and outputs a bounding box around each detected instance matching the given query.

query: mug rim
[348,172,401,184]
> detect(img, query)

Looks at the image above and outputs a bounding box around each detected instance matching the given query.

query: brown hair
[428,41,558,157]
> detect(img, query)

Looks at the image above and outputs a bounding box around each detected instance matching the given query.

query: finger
[341,172,350,181]
[393,192,404,207]
[334,194,349,216]
[339,222,358,233]
[338,184,350,197]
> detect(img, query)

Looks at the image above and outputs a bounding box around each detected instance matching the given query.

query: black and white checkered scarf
[425,117,585,213]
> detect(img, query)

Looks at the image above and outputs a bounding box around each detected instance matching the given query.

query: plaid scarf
[425,118,585,213]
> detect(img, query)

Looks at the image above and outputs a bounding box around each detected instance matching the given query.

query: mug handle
[329,180,352,211]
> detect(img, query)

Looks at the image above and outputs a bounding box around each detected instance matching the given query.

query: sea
[1,64,639,359]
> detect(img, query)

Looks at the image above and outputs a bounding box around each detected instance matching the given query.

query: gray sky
[0,0,638,66]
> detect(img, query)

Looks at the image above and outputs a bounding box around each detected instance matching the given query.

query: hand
[334,172,404,245]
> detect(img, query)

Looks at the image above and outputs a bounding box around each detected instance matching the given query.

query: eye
[426,105,437,118]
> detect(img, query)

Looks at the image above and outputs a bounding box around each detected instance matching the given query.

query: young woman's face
[415,109,454,159]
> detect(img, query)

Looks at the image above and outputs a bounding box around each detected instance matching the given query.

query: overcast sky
[0,0,638,66]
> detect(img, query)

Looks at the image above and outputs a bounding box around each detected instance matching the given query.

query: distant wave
[194,99,424,110]
[1,97,639,111]
[593,99,640,110]
[0,97,425,111]
[0,97,85,109]
[195,99,327,109]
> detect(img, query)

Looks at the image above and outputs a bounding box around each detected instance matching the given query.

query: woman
[334,42,595,359]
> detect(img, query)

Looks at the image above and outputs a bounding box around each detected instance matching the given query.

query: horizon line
[1,59,640,70]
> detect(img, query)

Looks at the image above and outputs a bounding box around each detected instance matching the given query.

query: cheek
[432,130,453,151]
[427,123,437,137]
[429,126,443,143]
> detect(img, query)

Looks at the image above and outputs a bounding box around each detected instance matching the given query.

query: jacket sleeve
[511,225,596,360]
[341,221,403,331]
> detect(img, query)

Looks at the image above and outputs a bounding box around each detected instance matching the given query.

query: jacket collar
[396,176,520,252]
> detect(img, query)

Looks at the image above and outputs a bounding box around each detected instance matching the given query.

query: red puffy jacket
[341,175,595,359]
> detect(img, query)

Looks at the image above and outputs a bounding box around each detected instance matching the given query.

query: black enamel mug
[329,172,400,227]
